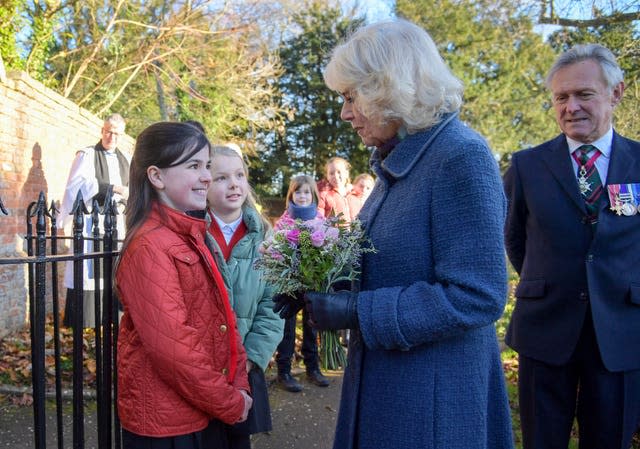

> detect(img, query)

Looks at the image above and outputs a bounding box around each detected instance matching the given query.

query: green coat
[205,206,283,371]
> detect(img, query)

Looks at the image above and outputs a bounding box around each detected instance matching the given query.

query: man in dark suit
[504,44,640,449]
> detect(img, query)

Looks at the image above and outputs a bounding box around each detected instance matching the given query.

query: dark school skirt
[230,365,272,436]
[203,365,272,448]
[122,422,226,449]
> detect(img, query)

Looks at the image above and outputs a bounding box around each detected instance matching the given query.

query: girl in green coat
[203,143,284,449]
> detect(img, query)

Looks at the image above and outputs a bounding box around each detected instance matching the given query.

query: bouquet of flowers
[256,214,374,369]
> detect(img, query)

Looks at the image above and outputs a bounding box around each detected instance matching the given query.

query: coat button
[586,254,594,262]
[220,324,227,333]
[579,292,589,301]
[222,368,228,375]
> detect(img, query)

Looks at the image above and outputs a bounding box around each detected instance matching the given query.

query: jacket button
[586,254,594,262]
[222,368,228,375]
[579,292,589,301]
[220,324,227,333]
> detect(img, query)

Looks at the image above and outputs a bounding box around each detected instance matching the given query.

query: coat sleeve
[117,243,247,424]
[232,324,251,391]
[503,155,526,274]
[243,281,284,371]
[358,143,508,350]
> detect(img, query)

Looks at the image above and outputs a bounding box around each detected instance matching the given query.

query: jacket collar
[607,132,637,184]
[148,202,207,240]
[205,205,262,237]
[372,112,458,180]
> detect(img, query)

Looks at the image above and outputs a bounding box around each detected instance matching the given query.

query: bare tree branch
[539,11,640,26]
[77,42,184,108]
[112,19,250,35]
[63,0,126,97]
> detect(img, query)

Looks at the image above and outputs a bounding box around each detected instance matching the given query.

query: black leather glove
[304,291,358,330]
[272,291,305,319]
[330,279,352,292]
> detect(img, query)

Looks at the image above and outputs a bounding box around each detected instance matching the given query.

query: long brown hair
[121,121,211,252]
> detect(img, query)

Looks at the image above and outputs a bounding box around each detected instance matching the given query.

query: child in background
[274,175,330,392]
[346,173,375,218]
[204,144,284,449]
[115,122,251,448]
[317,156,352,222]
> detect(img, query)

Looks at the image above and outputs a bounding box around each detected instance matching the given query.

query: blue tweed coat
[335,113,514,449]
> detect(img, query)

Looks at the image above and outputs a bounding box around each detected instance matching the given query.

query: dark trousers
[275,308,319,373]
[518,312,640,449]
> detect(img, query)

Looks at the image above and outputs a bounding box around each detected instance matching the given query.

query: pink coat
[318,182,352,222]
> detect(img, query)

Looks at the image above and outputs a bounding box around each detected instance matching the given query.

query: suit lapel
[606,133,637,184]
[541,135,586,213]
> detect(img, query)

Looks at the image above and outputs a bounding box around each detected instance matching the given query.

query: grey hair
[104,113,126,128]
[545,43,624,90]
[323,19,463,133]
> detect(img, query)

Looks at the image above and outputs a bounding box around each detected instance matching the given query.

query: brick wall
[0,70,133,337]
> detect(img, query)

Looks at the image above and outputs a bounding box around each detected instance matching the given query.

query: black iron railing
[1,188,122,449]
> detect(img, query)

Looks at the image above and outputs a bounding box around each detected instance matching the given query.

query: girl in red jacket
[115,122,252,449]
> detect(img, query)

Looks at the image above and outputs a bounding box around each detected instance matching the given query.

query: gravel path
[0,368,343,449]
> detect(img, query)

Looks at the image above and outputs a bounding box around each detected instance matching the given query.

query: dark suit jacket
[504,132,640,372]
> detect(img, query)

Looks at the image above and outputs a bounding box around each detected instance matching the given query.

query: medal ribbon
[571,146,602,178]
[571,144,604,222]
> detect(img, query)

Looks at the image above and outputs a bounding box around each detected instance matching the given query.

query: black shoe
[306,369,330,387]
[277,373,302,392]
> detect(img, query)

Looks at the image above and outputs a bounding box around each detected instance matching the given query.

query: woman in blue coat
[279,19,514,449]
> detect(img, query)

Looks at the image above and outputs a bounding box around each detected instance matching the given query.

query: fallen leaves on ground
[0,315,98,390]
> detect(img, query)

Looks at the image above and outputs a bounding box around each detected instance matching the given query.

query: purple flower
[268,249,284,261]
[307,217,326,232]
[310,230,325,247]
[286,228,300,245]
[276,216,295,230]
[325,227,339,241]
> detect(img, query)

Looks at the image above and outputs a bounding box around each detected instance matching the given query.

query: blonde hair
[210,144,271,230]
[325,156,351,184]
[286,175,320,206]
[353,173,374,185]
[323,19,463,133]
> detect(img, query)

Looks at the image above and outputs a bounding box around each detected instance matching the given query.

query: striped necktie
[573,144,604,218]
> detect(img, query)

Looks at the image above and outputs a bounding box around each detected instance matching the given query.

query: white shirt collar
[213,212,243,244]
[566,128,613,159]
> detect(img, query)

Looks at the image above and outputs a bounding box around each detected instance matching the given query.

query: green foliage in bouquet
[256,215,374,294]
[256,214,375,369]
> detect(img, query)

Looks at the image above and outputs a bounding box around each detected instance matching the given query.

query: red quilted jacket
[116,203,249,437]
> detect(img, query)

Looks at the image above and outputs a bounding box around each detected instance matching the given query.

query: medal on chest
[577,166,592,195]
